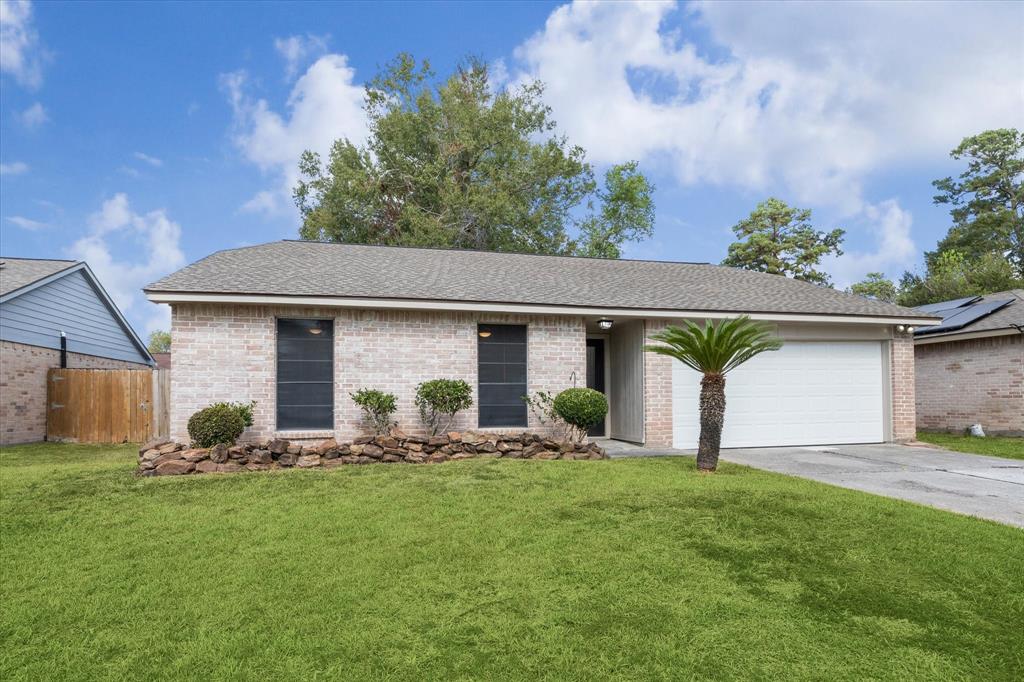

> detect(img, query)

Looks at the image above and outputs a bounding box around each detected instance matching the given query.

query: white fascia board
[914,328,1021,345]
[146,291,943,327]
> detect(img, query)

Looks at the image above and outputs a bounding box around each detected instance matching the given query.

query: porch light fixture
[478,329,492,338]
[598,319,614,330]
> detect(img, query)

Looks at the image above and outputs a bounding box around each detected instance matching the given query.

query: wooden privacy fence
[47,369,170,443]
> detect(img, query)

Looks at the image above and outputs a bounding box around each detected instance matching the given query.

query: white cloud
[6,215,46,230]
[222,53,368,214]
[826,199,916,287]
[68,194,186,335]
[18,100,47,128]
[0,0,45,88]
[274,33,329,80]
[512,0,1024,275]
[133,151,163,167]
[0,160,28,174]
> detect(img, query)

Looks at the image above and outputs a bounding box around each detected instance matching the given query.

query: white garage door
[672,341,885,449]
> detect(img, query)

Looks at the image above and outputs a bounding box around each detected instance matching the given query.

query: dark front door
[586,338,606,437]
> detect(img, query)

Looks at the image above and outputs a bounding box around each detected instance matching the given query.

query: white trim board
[146,292,940,327]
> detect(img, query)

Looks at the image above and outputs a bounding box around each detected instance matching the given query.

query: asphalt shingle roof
[145,240,935,320]
[914,289,1024,339]
[0,257,78,297]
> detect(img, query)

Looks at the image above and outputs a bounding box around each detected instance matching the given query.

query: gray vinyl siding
[0,270,150,364]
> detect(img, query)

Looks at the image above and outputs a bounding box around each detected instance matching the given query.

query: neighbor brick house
[1,258,154,445]
[145,241,937,448]
[914,290,1024,435]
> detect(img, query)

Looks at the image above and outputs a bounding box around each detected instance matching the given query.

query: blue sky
[1,0,1021,337]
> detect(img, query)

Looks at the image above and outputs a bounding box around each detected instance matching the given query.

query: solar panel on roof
[914,298,1012,335]
[915,295,981,314]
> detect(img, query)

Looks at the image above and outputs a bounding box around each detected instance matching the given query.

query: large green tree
[931,128,1023,274]
[294,55,654,257]
[722,198,844,286]
[848,273,898,303]
[897,250,1021,307]
[147,330,171,353]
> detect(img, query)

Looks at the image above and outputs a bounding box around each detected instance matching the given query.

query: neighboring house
[145,241,938,448]
[152,352,171,370]
[913,290,1024,435]
[0,258,154,445]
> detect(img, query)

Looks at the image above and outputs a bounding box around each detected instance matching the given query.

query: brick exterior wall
[642,318,673,448]
[915,334,1023,435]
[889,335,917,442]
[169,304,586,443]
[0,340,150,445]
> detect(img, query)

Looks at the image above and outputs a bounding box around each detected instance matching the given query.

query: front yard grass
[917,431,1024,460]
[1,443,1022,680]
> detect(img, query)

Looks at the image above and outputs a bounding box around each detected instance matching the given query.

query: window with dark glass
[276,319,333,430]
[477,324,527,428]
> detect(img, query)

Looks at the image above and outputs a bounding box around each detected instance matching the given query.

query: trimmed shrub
[350,388,398,435]
[553,388,608,443]
[187,404,246,448]
[210,400,255,428]
[415,379,473,436]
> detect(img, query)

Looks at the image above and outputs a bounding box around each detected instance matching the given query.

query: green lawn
[1,444,1022,681]
[917,431,1024,460]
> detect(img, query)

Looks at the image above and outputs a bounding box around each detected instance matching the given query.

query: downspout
[59,331,67,369]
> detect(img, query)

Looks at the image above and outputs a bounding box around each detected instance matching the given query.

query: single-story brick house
[1,257,154,445]
[914,290,1023,435]
[144,241,938,448]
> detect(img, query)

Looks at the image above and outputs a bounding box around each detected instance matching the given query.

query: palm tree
[645,316,783,472]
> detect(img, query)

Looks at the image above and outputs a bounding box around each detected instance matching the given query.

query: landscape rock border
[137,432,607,476]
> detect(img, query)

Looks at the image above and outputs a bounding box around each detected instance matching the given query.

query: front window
[276,319,333,430]
[477,324,528,428]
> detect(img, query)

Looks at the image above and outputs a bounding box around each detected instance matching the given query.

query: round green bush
[187,404,246,448]
[553,388,608,433]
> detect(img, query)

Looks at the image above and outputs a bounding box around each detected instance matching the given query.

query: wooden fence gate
[47,369,170,443]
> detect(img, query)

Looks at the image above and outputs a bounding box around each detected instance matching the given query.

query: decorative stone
[522,443,544,458]
[496,442,511,453]
[405,436,428,445]
[286,444,302,455]
[322,448,340,460]
[350,444,364,455]
[181,448,209,463]
[140,449,162,462]
[218,462,243,473]
[477,442,497,453]
[152,452,185,467]
[535,451,560,460]
[322,459,346,468]
[158,442,181,455]
[450,452,474,460]
[316,438,337,455]
[339,455,360,465]
[427,453,449,463]
[228,445,247,459]
[362,443,384,458]
[194,460,219,473]
[268,439,289,454]
[407,442,422,452]
[356,456,375,465]
[447,431,462,442]
[209,443,230,463]
[139,439,172,456]
[428,435,450,446]
[155,460,195,475]
[381,453,402,463]
[245,462,270,471]
[296,454,321,468]
[278,452,297,467]
[249,450,272,465]
[354,436,374,445]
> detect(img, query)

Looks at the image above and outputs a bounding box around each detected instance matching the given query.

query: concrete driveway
[720,444,1024,527]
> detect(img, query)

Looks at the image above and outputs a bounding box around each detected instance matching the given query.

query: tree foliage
[896,251,1021,308]
[147,330,171,353]
[645,317,782,472]
[848,272,898,303]
[294,54,654,258]
[931,128,1023,274]
[722,198,844,286]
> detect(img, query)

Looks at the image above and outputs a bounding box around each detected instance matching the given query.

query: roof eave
[144,290,941,326]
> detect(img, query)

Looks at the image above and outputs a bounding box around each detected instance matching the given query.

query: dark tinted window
[277,319,333,430]
[478,324,527,428]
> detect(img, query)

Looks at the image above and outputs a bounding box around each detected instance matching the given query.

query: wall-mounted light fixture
[597,319,614,330]
[895,325,906,333]
[478,329,492,338]
[906,327,915,334]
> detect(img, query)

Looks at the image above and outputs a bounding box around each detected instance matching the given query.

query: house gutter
[144,291,942,327]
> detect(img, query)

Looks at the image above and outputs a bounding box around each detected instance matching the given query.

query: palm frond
[645,316,783,375]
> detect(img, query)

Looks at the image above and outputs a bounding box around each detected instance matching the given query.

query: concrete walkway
[604,440,1024,527]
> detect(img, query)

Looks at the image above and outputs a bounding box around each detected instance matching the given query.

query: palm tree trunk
[697,373,726,471]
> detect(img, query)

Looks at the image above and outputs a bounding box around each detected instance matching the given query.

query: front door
[586,338,606,437]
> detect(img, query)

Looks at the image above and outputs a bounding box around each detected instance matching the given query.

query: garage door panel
[671,341,885,449]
